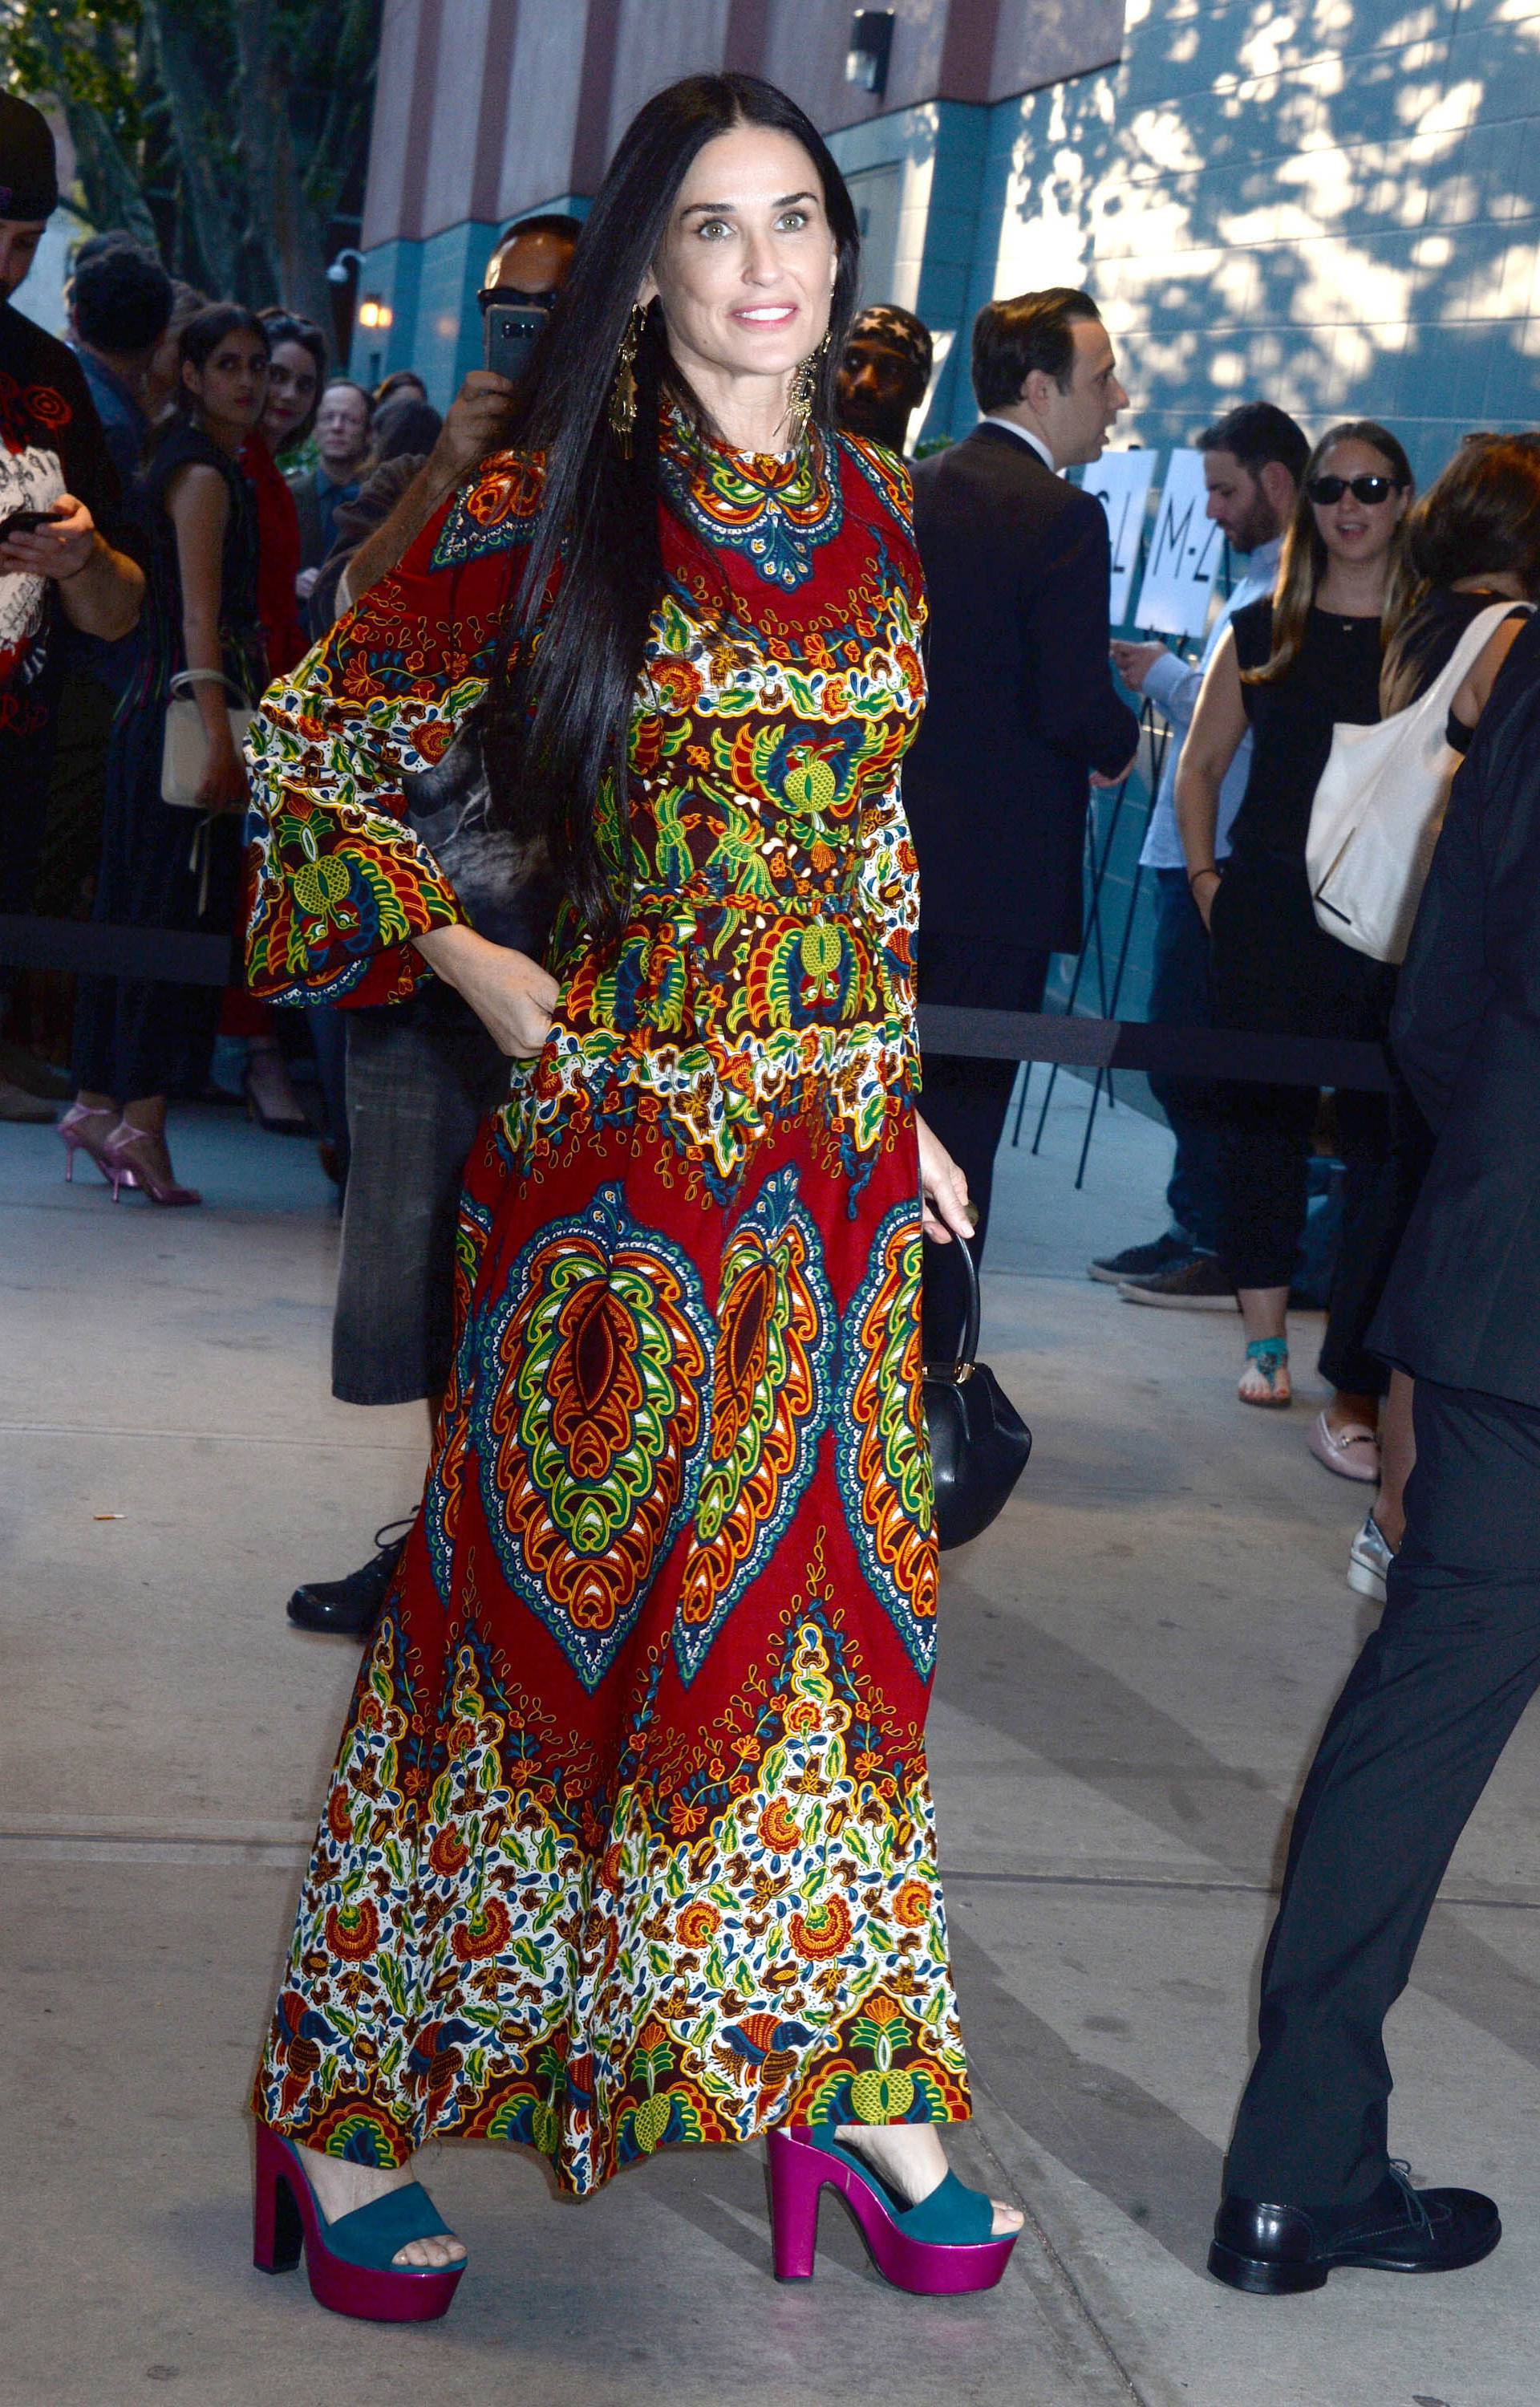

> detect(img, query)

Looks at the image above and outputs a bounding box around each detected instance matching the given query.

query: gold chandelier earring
[609,302,646,456]
[787,330,831,447]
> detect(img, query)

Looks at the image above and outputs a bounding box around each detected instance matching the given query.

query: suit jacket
[286,465,360,572]
[1371,612,1540,1406]
[902,423,1138,984]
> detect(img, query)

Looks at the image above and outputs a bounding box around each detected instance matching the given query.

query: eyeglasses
[1307,473,1400,505]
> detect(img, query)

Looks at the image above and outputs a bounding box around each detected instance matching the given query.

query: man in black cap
[0,94,144,1114]
[836,303,934,455]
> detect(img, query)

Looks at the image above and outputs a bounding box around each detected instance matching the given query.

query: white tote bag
[160,668,255,808]
[1306,600,1531,964]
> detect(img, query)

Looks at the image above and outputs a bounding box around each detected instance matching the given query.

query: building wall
[344,0,1540,1085]
[970,0,1540,483]
[347,0,1124,394]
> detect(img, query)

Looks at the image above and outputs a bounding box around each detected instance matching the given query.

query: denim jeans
[1145,867,1225,1256]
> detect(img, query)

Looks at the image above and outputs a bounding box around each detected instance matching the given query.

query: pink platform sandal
[252,2125,466,2324]
[767,2125,1019,2294]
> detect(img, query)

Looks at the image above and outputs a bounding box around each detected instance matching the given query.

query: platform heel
[251,2125,466,2324]
[766,2125,1019,2295]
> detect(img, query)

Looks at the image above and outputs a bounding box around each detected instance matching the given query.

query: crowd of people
[6,63,1540,2320]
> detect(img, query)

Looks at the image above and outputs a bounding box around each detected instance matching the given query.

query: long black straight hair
[481,72,861,937]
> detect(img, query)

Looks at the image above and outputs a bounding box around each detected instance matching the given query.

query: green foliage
[0,0,380,338]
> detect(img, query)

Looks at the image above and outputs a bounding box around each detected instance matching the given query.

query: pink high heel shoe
[252,2124,466,2324]
[100,1122,201,1207]
[58,1103,119,1187]
[767,2125,1019,2293]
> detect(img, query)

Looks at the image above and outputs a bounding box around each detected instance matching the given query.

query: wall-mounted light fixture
[326,246,365,287]
[357,294,393,331]
[845,10,894,96]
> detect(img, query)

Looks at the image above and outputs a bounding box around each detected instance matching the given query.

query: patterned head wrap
[847,305,934,388]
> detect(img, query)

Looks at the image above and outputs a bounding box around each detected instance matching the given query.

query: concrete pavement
[4,1081,1538,2407]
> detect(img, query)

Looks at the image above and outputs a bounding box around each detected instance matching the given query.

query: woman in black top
[67,305,269,1204]
[1176,420,1412,1429]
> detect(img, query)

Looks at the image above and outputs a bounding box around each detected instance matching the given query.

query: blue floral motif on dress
[658,420,843,591]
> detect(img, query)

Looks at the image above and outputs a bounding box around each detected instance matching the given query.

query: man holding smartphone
[0,94,144,1118]
[326,214,582,622]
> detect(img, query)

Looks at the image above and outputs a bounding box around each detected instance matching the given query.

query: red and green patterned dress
[245,408,970,2196]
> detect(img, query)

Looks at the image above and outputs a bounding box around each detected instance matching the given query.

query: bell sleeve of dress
[243,450,545,1008]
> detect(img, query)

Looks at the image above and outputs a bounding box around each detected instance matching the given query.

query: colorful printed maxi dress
[245,408,970,2196]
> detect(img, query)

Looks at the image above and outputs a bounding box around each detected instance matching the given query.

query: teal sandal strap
[808,2129,997,2246]
[320,2181,462,2272]
[1244,1338,1288,1367]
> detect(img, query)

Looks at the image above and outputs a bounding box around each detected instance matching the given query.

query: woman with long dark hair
[243,74,1020,2319]
[1176,421,1412,1431]
[65,304,269,1204]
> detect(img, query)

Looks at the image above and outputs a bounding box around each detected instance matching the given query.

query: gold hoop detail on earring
[609,302,646,456]
[788,329,831,448]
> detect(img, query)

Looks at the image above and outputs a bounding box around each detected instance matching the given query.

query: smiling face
[183,329,269,440]
[1310,435,1408,570]
[262,339,320,449]
[642,122,839,421]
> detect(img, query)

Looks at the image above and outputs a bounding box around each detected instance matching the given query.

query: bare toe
[992,2200,1024,2238]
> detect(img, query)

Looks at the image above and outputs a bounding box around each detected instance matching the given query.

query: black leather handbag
[923,1238,1031,1550]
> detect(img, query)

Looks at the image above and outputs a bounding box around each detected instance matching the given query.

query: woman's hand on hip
[414,923,557,1057]
[917,1111,975,1245]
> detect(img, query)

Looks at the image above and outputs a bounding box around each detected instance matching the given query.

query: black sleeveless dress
[74,424,265,1103]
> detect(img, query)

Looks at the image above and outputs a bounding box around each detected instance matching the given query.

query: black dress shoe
[1210,2164,1501,2294]
[286,1521,411,1638]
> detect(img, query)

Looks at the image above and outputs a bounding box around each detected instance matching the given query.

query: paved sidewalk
[4,1084,1537,2407]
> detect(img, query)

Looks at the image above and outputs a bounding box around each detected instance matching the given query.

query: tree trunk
[142,0,267,305]
[22,12,161,254]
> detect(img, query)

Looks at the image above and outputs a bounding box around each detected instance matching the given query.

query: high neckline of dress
[660,399,820,484]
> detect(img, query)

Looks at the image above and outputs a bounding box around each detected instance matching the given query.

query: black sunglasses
[1307,473,1400,505]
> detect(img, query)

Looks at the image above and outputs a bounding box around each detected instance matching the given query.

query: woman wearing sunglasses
[1175,420,1412,1431]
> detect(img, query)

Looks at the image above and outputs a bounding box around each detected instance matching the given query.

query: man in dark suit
[1206,620,1540,2296]
[905,287,1138,1357]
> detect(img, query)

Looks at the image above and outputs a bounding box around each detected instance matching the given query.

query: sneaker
[1119,1256,1237,1310]
[1088,1232,1194,1286]
[287,1520,412,1638]
[1348,1510,1393,1604]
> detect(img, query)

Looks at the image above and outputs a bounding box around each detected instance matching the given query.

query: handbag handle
[926,1224,980,1376]
[168,668,253,708]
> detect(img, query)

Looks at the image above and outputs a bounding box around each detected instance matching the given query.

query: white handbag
[1306,600,1531,964]
[160,668,255,808]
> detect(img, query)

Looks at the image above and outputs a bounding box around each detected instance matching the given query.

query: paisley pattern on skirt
[245,408,967,2194]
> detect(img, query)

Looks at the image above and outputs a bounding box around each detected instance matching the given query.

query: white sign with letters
[1133,446,1222,638]
[1081,448,1157,628]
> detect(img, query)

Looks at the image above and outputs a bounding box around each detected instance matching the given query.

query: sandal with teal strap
[253,2126,467,2323]
[767,2125,1019,2293]
[1239,1337,1291,1409]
